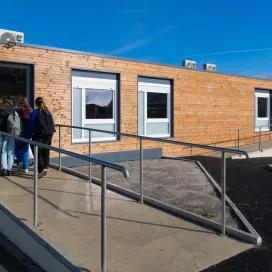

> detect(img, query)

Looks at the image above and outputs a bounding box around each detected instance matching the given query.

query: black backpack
[37,110,55,136]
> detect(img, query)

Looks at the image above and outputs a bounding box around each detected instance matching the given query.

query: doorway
[0,62,33,105]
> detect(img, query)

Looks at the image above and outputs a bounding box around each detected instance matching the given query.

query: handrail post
[33,145,38,227]
[140,138,144,204]
[58,126,62,171]
[237,129,240,150]
[221,151,226,236]
[101,166,107,272]
[259,126,261,151]
[88,130,92,183]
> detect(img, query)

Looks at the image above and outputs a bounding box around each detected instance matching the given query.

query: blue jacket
[27,109,39,139]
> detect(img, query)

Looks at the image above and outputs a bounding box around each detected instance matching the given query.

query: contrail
[108,25,176,55]
[188,47,272,57]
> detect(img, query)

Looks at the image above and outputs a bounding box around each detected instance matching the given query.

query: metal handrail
[230,124,270,132]
[56,124,249,157]
[0,131,129,178]
[230,124,272,151]
[54,124,252,271]
[55,124,250,245]
[0,131,129,272]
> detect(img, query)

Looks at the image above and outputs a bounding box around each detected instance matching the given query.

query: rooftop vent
[204,63,217,72]
[0,29,24,44]
[183,60,197,70]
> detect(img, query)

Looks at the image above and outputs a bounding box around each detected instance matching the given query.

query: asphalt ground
[192,156,272,272]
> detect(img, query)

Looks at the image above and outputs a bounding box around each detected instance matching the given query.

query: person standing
[0,99,21,176]
[15,97,32,174]
[0,99,3,170]
[28,97,55,179]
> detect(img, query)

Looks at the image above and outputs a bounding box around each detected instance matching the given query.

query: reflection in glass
[85,89,113,119]
[147,92,167,118]
[258,97,268,118]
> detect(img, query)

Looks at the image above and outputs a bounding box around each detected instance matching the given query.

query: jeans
[1,137,15,171]
[0,136,3,169]
[15,142,29,170]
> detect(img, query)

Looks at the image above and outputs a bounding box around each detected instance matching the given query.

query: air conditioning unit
[183,60,197,70]
[204,63,217,72]
[0,29,24,44]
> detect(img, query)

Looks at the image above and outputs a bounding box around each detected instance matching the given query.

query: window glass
[147,92,167,118]
[85,88,113,119]
[258,97,268,118]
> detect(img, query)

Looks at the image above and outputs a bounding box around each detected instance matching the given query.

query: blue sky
[1,0,272,78]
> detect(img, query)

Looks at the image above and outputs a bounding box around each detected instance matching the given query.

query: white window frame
[138,79,171,138]
[255,90,270,132]
[72,75,117,142]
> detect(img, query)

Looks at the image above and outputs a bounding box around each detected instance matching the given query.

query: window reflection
[258,97,268,118]
[147,92,167,118]
[85,89,113,119]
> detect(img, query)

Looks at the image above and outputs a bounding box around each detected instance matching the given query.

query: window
[257,97,268,118]
[72,71,119,142]
[147,93,167,118]
[138,77,172,137]
[85,89,113,119]
[255,89,270,132]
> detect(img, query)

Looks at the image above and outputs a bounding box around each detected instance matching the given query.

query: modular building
[0,40,272,157]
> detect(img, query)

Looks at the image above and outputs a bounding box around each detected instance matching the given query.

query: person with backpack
[0,99,3,170]
[28,97,55,179]
[15,97,32,174]
[0,99,21,176]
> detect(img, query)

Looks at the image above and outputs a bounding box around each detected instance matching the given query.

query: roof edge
[6,42,272,82]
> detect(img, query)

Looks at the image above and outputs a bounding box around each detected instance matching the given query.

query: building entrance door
[0,62,33,105]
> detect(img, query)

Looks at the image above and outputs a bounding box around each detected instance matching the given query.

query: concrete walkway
[0,169,253,272]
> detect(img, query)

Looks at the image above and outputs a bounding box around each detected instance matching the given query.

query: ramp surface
[0,169,253,272]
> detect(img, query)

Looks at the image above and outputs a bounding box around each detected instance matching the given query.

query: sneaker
[20,169,29,175]
[38,170,47,179]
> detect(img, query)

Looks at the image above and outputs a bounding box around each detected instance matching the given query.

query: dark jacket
[27,109,55,138]
[0,108,15,133]
[17,106,32,137]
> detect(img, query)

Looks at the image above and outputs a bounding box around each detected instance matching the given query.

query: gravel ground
[72,158,237,227]
[188,156,272,272]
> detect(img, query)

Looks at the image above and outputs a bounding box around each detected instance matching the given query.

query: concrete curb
[163,157,262,245]
[195,160,262,245]
[0,203,81,272]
